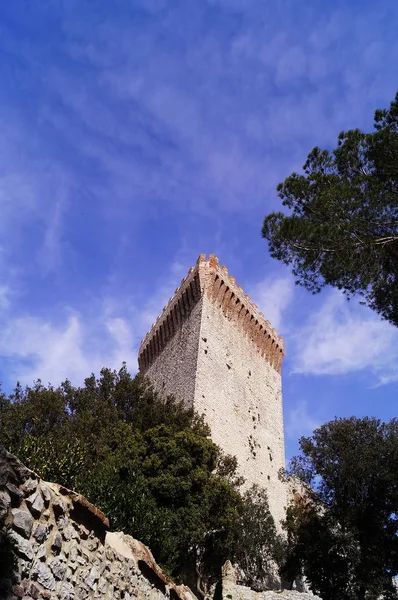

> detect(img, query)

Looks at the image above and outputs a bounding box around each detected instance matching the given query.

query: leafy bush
[0,365,281,586]
[284,417,398,600]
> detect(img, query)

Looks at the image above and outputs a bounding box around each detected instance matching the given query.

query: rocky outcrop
[218,561,320,600]
[0,446,197,600]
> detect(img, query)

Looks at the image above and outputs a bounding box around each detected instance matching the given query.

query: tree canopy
[0,366,281,588]
[284,416,398,600]
[262,92,398,326]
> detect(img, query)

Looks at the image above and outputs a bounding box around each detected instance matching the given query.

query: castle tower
[138,254,286,525]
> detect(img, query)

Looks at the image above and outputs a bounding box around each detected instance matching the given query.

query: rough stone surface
[0,490,11,520]
[138,254,286,526]
[26,491,44,517]
[49,557,67,580]
[7,530,34,561]
[0,448,199,600]
[6,482,24,505]
[11,508,34,539]
[32,522,49,543]
[31,562,56,590]
[51,531,63,554]
[22,479,38,495]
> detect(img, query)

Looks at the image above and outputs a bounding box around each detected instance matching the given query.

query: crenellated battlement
[138,254,284,374]
[138,254,287,526]
[138,267,202,373]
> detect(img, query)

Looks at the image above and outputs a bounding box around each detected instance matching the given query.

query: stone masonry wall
[0,447,197,600]
[142,299,203,407]
[195,295,286,527]
[138,255,286,527]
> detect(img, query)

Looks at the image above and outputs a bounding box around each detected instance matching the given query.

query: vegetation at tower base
[262,92,398,327]
[0,365,283,590]
[283,416,398,600]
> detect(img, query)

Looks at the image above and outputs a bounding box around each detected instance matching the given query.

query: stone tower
[138,254,286,525]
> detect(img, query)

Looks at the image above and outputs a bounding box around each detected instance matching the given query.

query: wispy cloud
[0,310,136,388]
[0,0,396,428]
[0,285,10,311]
[51,0,398,218]
[290,292,398,384]
[250,274,295,331]
[0,256,188,389]
[285,400,321,440]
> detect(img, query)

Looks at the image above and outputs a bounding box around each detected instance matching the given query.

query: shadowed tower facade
[138,254,286,525]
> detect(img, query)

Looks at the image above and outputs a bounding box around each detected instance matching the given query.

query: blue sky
[0,0,397,459]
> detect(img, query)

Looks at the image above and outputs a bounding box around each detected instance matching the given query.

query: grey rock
[52,496,66,517]
[26,492,44,517]
[22,478,37,495]
[35,545,47,561]
[105,547,115,561]
[6,483,24,505]
[86,566,100,589]
[58,581,75,600]
[51,532,63,555]
[0,447,31,487]
[57,515,68,531]
[68,543,78,563]
[41,484,51,505]
[49,557,67,580]
[76,586,90,600]
[31,561,56,591]
[17,557,31,578]
[11,509,34,539]
[78,575,90,590]
[8,530,34,561]
[96,546,105,561]
[0,490,11,520]
[78,523,90,539]
[33,523,49,543]
[78,546,91,561]
[62,525,75,541]
[98,560,107,576]
[86,536,99,552]
[98,577,107,593]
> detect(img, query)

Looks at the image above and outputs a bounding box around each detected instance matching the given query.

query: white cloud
[250,274,295,331]
[39,188,69,274]
[0,258,187,389]
[285,400,320,440]
[0,285,10,311]
[0,113,73,276]
[291,292,398,383]
[0,311,136,387]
